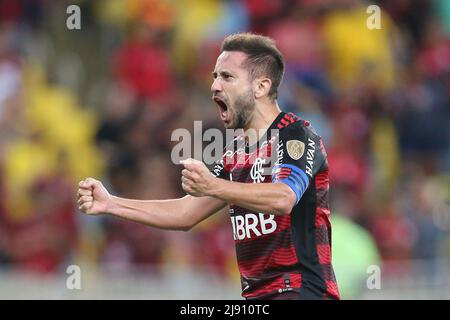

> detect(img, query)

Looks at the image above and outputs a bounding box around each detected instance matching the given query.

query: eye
[212,72,233,81]
[222,73,232,80]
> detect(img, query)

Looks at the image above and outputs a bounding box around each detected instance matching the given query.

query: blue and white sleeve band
[272,164,310,205]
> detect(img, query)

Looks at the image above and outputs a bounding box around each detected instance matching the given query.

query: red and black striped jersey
[212,112,340,300]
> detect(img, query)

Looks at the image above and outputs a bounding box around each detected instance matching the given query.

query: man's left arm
[181,159,296,215]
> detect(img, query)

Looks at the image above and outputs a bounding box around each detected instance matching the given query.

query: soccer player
[77,33,340,300]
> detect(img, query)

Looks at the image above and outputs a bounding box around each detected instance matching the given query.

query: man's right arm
[77,177,227,231]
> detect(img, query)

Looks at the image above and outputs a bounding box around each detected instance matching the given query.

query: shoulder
[278,112,321,142]
[277,113,327,164]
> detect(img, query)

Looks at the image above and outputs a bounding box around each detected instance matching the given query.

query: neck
[244,100,281,146]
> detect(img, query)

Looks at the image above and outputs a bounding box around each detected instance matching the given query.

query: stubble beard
[226,89,255,130]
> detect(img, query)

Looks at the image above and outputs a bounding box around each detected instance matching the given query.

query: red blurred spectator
[327,103,370,192]
[113,23,175,104]
[0,0,22,23]
[268,13,324,71]
[416,21,450,78]
[243,0,287,32]
[369,199,416,262]
[9,174,78,273]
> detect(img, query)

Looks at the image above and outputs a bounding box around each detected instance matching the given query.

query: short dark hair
[221,32,285,100]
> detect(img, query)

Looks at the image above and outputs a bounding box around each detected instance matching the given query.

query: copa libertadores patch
[286,140,305,160]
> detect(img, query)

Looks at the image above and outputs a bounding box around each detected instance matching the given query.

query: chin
[224,122,234,129]
[223,116,236,129]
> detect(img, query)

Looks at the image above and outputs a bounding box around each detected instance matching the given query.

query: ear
[253,77,272,99]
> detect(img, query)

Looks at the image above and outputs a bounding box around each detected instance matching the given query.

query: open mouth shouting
[213,95,231,124]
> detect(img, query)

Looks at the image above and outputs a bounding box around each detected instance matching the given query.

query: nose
[211,78,222,93]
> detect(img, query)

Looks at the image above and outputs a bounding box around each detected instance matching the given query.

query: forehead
[214,51,248,73]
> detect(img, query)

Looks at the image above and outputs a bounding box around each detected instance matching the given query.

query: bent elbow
[176,220,194,232]
[179,217,198,232]
[272,203,293,215]
[180,224,193,232]
[273,188,297,215]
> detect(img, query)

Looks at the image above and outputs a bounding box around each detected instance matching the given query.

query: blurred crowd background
[0,0,449,299]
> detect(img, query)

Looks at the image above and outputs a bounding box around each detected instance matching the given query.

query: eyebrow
[212,70,234,75]
[212,70,234,78]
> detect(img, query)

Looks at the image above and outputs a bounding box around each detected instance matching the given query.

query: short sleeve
[272,123,324,205]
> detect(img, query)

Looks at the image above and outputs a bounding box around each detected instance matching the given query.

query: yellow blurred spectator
[371,117,401,199]
[94,0,174,30]
[322,5,399,92]
[3,63,104,222]
[171,0,222,74]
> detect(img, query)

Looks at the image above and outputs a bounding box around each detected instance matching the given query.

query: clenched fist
[180,158,218,197]
[77,177,111,214]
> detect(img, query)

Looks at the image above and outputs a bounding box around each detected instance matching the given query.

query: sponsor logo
[275,140,284,166]
[230,213,277,240]
[305,138,315,177]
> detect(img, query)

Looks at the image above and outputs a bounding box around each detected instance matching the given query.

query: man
[78,33,340,300]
